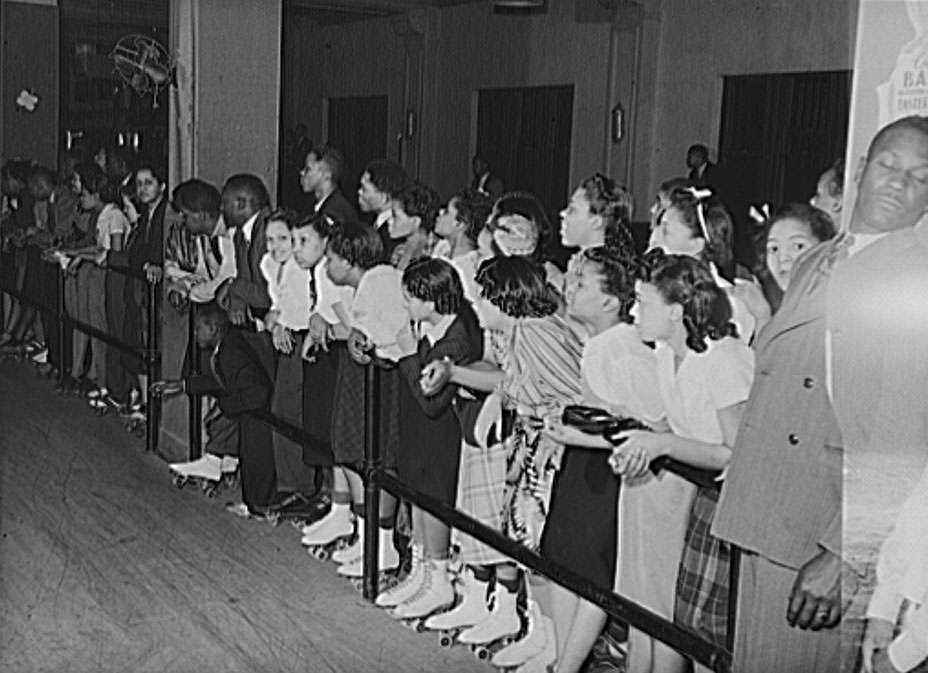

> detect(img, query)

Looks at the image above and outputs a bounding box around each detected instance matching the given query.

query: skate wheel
[313,548,330,561]
[204,485,218,498]
[172,475,187,489]
[439,635,454,648]
[475,647,490,660]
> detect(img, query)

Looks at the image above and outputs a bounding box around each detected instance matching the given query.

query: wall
[646,0,856,200]
[431,1,614,200]
[277,0,857,215]
[0,0,59,167]
[284,11,409,165]
[193,0,282,196]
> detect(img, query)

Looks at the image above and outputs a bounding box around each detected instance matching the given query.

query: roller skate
[392,558,456,632]
[168,453,238,497]
[491,599,553,670]
[375,543,425,609]
[457,583,522,661]
[225,501,280,525]
[336,525,401,591]
[122,406,148,439]
[424,567,492,648]
[300,503,355,561]
[275,491,331,528]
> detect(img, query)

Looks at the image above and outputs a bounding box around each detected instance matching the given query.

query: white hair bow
[748,203,771,224]
[683,187,713,241]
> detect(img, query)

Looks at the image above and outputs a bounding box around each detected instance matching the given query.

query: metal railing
[0,257,162,453]
[173,305,738,672]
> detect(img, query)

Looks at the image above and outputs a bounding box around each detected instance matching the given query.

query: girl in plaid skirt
[610,252,754,673]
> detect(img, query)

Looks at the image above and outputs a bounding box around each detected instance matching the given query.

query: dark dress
[396,303,482,504]
[329,342,401,471]
[540,444,619,588]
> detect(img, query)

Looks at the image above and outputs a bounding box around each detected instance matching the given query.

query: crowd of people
[2,115,927,673]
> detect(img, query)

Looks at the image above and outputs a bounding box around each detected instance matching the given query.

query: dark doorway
[327,95,389,208]
[718,70,851,268]
[476,85,574,221]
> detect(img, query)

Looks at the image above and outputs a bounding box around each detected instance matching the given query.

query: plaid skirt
[453,437,511,567]
[674,486,731,649]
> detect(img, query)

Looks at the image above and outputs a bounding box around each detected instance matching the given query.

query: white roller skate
[170,453,222,493]
[491,598,551,668]
[301,503,355,561]
[336,526,400,578]
[424,567,493,647]
[392,558,456,624]
[375,544,425,608]
[457,583,522,660]
[512,617,557,673]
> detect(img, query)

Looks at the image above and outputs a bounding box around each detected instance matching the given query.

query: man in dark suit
[299,144,358,224]
[470,155,503,201]
[685,144,717,188]
[713,115,928,672]
[153,302,279,515]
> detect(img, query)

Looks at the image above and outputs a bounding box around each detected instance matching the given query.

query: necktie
[308,267,318,312]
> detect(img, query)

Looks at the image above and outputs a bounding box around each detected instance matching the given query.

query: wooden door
[327,95,389,206]
[476,84,574,224]
[718,70,851,267]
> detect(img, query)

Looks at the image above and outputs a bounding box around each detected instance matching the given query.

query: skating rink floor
[0,360,492,673]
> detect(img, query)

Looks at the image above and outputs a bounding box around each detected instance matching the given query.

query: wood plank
[0,361,492,673]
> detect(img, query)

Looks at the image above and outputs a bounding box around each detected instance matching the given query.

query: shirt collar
[241,212,260,243]
[375,210,392,229]
[420,314,455,347]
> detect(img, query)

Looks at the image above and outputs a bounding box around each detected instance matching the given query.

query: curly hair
[395,181,440,232]
[451,189,494,244]
[639,251,737,352]
[580,173,638,268]
[476,255,558,319]
[363,159,410,199]
[327,220,383,270]
[582,246,636,323]
[402,257,464,315]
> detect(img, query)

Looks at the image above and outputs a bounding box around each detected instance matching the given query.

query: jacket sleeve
[216,343,272,417]
[397,321,480,418]
[185,372,222,397]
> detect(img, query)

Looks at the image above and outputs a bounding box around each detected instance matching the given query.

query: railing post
[187,301,202,460]
[362,361,382,602]
[145,277,161,454]
[56,267,67,387]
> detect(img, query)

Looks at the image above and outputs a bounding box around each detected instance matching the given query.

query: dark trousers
[239,413,277,510]
[105,270,133,401]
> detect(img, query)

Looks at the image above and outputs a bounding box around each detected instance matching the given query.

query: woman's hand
[347,328,373,365]
[145,264,163,284]
[272,324,293,354]
[420,358,452,396]
[308,314,330,351]
[608,429,668,479]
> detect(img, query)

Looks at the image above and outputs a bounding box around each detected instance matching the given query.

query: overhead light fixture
[492,0,545,8]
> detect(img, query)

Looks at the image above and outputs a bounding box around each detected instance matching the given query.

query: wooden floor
[0,360,491,673]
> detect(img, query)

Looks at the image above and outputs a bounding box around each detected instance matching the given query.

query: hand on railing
[347,328,373,365]
[150,379,184,397]
[144,263,163,284]
[419,357,452,396]
[608,429,671,480]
